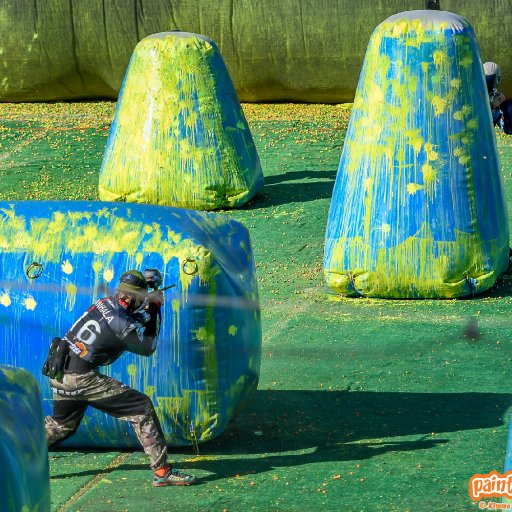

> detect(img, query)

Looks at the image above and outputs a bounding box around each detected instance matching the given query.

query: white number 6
[77,320,101,345]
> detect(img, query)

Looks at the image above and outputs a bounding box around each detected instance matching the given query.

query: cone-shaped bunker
[99,31,263,210]
[324,10,509,298]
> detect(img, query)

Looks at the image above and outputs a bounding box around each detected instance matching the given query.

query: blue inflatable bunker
[324,10,509,298]
[0,365,50,512]
[502,415,512,504]
[0,201,261,447]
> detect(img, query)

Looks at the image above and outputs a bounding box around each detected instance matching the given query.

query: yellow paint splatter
[228,325,238,336]
[424,143,438,161]
[381,223,391,235]
[103,268,114,282]
[61,259,73,274]
[368,85,384,106]
[183,455,218,463]
[145,385,156,397]
[433,50,448,67]
[450,78,461,89]
[467,118,478,130]
[407,183,424,195]
[195,326,208,341]
[65,283,78,311]
[392,21,408,38]
[422,163,438,184]
[458,154,470,165]
[0,293,11,307]
[194,325,214,344]
[462,105,472,116]
[23,296,37,311]
[431,96,447,116]
[460,54,473,68]
[405,130,424,153]
[65,283,77,295]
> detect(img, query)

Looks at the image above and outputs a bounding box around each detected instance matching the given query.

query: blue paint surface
[0,365,50,511]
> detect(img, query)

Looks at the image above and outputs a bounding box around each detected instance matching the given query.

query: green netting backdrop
[2,0,512,103]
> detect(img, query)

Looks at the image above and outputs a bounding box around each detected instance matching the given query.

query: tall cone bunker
[324,10,509,298]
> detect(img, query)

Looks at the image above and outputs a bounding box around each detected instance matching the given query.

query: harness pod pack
[42,337,69,379]
[0,201,261,448]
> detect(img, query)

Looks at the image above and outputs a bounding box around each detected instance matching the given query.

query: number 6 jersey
[64,296,161,367]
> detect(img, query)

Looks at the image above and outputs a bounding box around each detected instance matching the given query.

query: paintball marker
[132,269,175,316]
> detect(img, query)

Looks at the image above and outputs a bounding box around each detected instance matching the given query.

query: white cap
[483,62,501,80]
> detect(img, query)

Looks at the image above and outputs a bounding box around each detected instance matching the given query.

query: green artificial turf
[1,102,512,511]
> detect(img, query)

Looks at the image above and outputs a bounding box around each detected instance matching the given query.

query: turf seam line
[56,452,131,512]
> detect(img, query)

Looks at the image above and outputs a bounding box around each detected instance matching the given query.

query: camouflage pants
[45,370,168,470]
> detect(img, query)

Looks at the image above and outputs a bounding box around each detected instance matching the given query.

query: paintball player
[484,61,512,135]
[43,269,197,487]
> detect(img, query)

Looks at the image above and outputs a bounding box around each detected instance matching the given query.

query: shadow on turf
[246,169,337,207]
[50,390,511,483]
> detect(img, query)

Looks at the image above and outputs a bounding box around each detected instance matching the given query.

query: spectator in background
[484,61,512,134]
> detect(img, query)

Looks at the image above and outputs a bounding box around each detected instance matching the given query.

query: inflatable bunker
[502,416,512,504]
[0,201,261,447]
[99,31,263,211]
[324,10,509,298]
[0,365,50,512]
